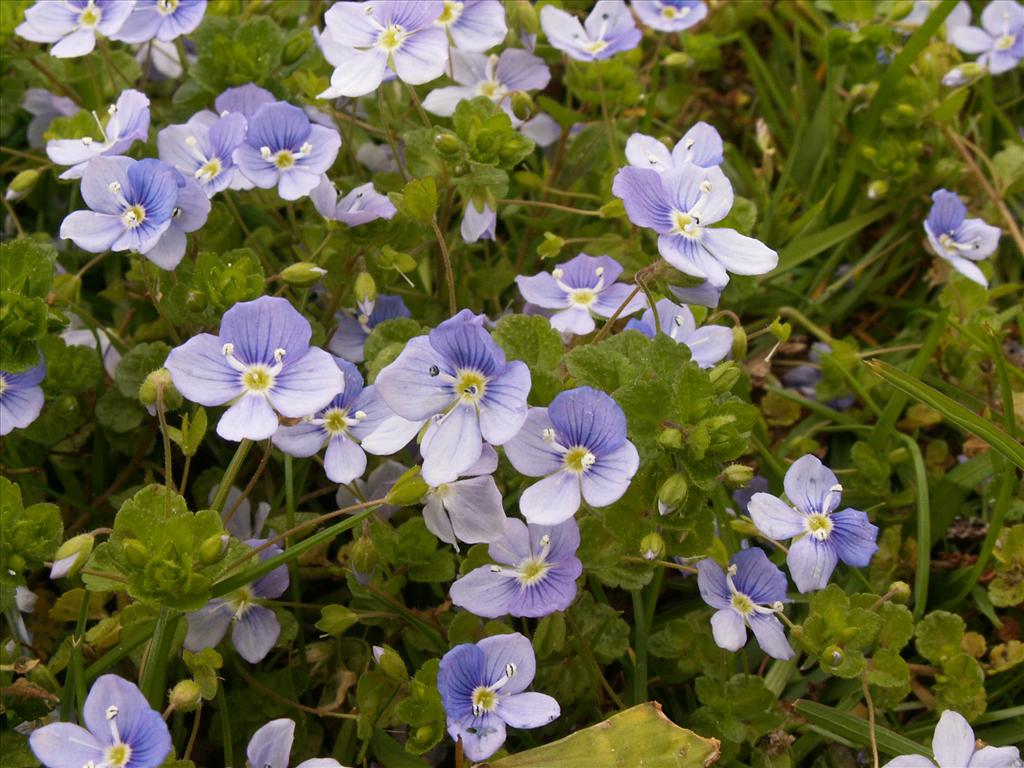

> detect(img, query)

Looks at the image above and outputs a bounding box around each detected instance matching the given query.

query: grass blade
[794,700,931,758]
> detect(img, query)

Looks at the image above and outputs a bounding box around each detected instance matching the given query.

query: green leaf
[192,249,265,315]
[115,342,172,399]
[397,177,438,224]
[794,700,930,758]
[96,388,146,433]
[316,604,359,636]
[934,653,987,720]
[0,476,63,586]
[0,239,56,372]
[915,611,965,665]
[480,703,720,767]
[37,336,102,394]
[492,314,566,404]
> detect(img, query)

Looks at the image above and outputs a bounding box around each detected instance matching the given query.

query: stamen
[542,428,556,443]
[81,136,93,145]
[300,142,313,155]
[260,146,272,159]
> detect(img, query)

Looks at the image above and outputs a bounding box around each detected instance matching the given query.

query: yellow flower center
[995,33,1016,50]
[196,157,222,182]
[0,376,7,397]
[105,743,132,767]
[122,204,146,229]
[730,592,754,615]
[564,446,596,474]
[437,0,464,25]
[242,366,274,392]
[378,24,407,51]
[323,407,348,435]
[80,2,101,27]
[568,288,596,307]
[157,0,180,14]
[806,513,834,541]
[273,150,295,169]
[584,39,609,55]
[455,370,486,404]
[478,80,501,98]
[671,210,699,237]
[662,6,678,19]
[517,558,550,586]
[471,686,498,714]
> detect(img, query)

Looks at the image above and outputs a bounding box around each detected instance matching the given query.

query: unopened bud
[640,532,666,562]
[50,533,95,579]
[139,368,181,411]
[755,119,774,156]
[122,538,149,568]
[721,464,754,488]
[768,317,791,343]
[731,324,747,360]
[280,262,328,287]
[351,536,377,575]
[708,362,741,393]
[354,271,377,307]
[433,131,462,157]
[824,645,845,668]
[5,169,40,202]
[888,581,911,604]
[509,0,539,33]
[657,475,689,515]
[509,91,534,121]
[867,180,889,200]
[198,533,229,565]
[374,644,408,682]
[169,680,202,712]
[385,466,429,506]
[657,427,683,449]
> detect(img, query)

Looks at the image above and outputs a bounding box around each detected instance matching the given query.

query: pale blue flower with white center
[625,298,732,368]
[46,89,150,179]
[625,122,724,173]
[883,710,1021,768]
[950,0,1024,75]
[165,296,343,442]
[504,386,639,525]
[22,88,77,148]
[747,454,879,593]
[613,162,778,288]
[0,360,46,437]
[328,294,411,364]
[111,0,207,43]
[16,0,134,58]
[435,0,507,51]
[924,189,1001,287]
[29,674,172,768]
[697,548,794,660]
[423,49,550,117]
[310,178,397,226]
[318,0,449,99]
[158,111,248,197]
[438,633,560,762]
[246,718,345,768]
[632,0,707,33]
[233,102,342,201]
[540,0,641,61]
[422,445,507,548]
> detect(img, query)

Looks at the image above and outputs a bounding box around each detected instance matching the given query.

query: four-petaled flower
[111,0,208,44]
[184,539,289,663]
[16,0,134,58]
[310,178,397,226]
[318,0,449,98]
[697,548,794,660]
[434,0,507,52]
[47,89,150,179]
[883,709,1021,768]
[613,162,778,288]
[540,0,641,61]
[375,309,530,485]
[423,445,508,548]
[274,358,391,484]
[515,253,646,336]
[450,517,581,617]
[29,674,172,768]
[423,49,550,117]
[0,360,46,437]
[158,111,248,197]
[438,633,560,762]
[950,0,1024,75]
[233,101,341,201]
[625,121,724,173]
[246,718,346,768]
[166,295,343,441]
[924,189,1001,288]
[747,454,879,593]
[631,0,708,32]
[625,298,732,368]
[328,294,411,364]
[504,386,639,525]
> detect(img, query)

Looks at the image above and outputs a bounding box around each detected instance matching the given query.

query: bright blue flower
[625,121,724,172]
[438,633,560,762]
[111,0,207,43]
[311,178,397,226]
[541,0,641,61]
[0,360,46,437]
[924,189,1001,287]
[436,0,507,51]
[328,294,411,363]
[46,89,150,179]
[697,548,794,660]
[29,674,172,768]
[158,111,248,197]
[246,718,344,768]
[233,102,341,201]
[747,454,879,593]
[375,309,531,485]
[165,296,343,441]
[504,386,639,525]
[950,0,1024,75]
[631,0,707,32]
[450,517,581,617]
[16,1,134,58]
[625,298,732,368]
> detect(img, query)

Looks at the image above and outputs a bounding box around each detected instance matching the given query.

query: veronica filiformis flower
[434,0,507,51]
[625,298,732,368]
[422,445,507,548]
[540,0,641,61]
[310,178,397,226]
[16,1,134,58]
[631,0,708,32]
[950,0,1024,75]
[923,189,1001,287]
[423,49,550,117]
[624,121,724,173]
[21,88,78,148]
[158,111,248,197]
[111,0,207,43]
[328,294,411,364]
[246,718,346,768]
[882,710,1021,768]
[0,360,46,437]
[46,89,150,179]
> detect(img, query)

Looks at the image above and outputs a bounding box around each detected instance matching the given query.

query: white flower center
[994,33,1016,50]
[222,343,286,393]
[378,23,408,51]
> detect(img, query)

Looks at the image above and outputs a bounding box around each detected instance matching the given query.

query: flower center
[273,150,295,169]
[157,0,179,14]
[471,686,498,715]
[121,204,146,229]
[730,592,754,615]
[517,557,550,585]
[454,370,487,404]
[0,376,6,398]
[378,23,408,51]
[584,39,609,55]
[671,210,700,237]
[104,743,132,768]
[242,365,274,392]
[79,1,101,27]
[806,513,834,541]
[323,407,348,435]
[995,33,1016,50]
[477,80,503,100]
[568,288,596,307]
[437,0,464,26]
[564,445,596,474]
[196,157,222,183]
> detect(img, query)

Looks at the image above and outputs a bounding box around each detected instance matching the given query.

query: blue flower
[747,454,879,593]
[184,539,289,663]
[22,88,78,149]
[375,309,531,485]
[423,49,550,117]
[311,178,397,226]
[515,253,646,336]
[697,548,794,660]
[318,0,449,98]
[540,0,641,61]
[450,517,581,617]
[625,121,724,173]
[631,0,707,33]
[422,445,507,548]
[29,674,172,768]
[328,294,411,363]
[504,386,639,525]
[165,296,343,441]
[215,83,276,121]
[274,358,394,484]
[246,718,345,768]
[461,199,497,243]
[435,0,507,52]
[625,298,732,368]
[233,102,341,201]
[438,633,560,762]
[613,162,778,288]
[111,0,207,43]
[950,0,1024,75]
[16,1,134,58]
[158,111,248,197]
[0,360,46,437]
[924,189,1001,287]
[46,89,150,179]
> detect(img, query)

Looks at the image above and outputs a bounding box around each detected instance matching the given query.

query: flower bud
[824,645,845,668]
[351,536,377,575]
[657,475,689,515]
[721,464,754,488]
[354,271,377,308]
[280,262,328,287]
[640,532,666,562]
[386,466,429,506]
[139,368,182,411]
[374,644,408,682]
[888,581,911,604]
[657,427,683,449]
[122,538,149,568]
[537,232,564,259]
[867,180,889,200]
[198,533,230,565]
[732,322,748,359]
[169,680,203,712]
[50,533,95,579]
[768,317,791,343]
[433,131,462,157]
[316,604,358,636]
[509,91,535,121]
[508,0,539,34]
[5,169,40,202]
[7,553,26,574]
[708,362,741,393]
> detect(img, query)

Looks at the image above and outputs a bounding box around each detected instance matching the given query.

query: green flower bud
[640,532,666,562]
[657,427,683,449]
[867,180,889,200]
[51,533,95,578]
[537,232,565,259]
[708,362,741,393]
[7,553,26,574]
[168,680,202,712]
[888,581,912,604]
[198,533,229,565]
[433,131,462,157]
[351,536,377,575]
[509,91,535,121]
[374,644,408,682]
[824,645,845,668]
[280,262,328,287]
[721,464,754,488]
[731,325,747,360]
[663,52,692,67]
[386,466,429,506]
[657,475,689,515]
[139,368,182,411]
[768,317,791,343]
[6,169,40,202]
[860,145,878,160]
[354,271,377,306]
[122,538,149,569]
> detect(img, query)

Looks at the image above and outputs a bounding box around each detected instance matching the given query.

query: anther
[542,427,556,443]
[105,705,119,720]
[222,343,235,356]
[82,137,93,145]
[185,136,198,146]
[300,142,313,155]
[108,181,121,194]
[595,266,604,277]
[700,179,712,193]
[273,348,286,362]
[260,146,272,159]
[505,662,517,677]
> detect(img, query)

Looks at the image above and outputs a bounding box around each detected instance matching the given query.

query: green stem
[218,679,234,767]
[210,439,253,513]
[631,589,648,705]
[61,590,92,720]
[284,455,307,658]
[139,607,181,709]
